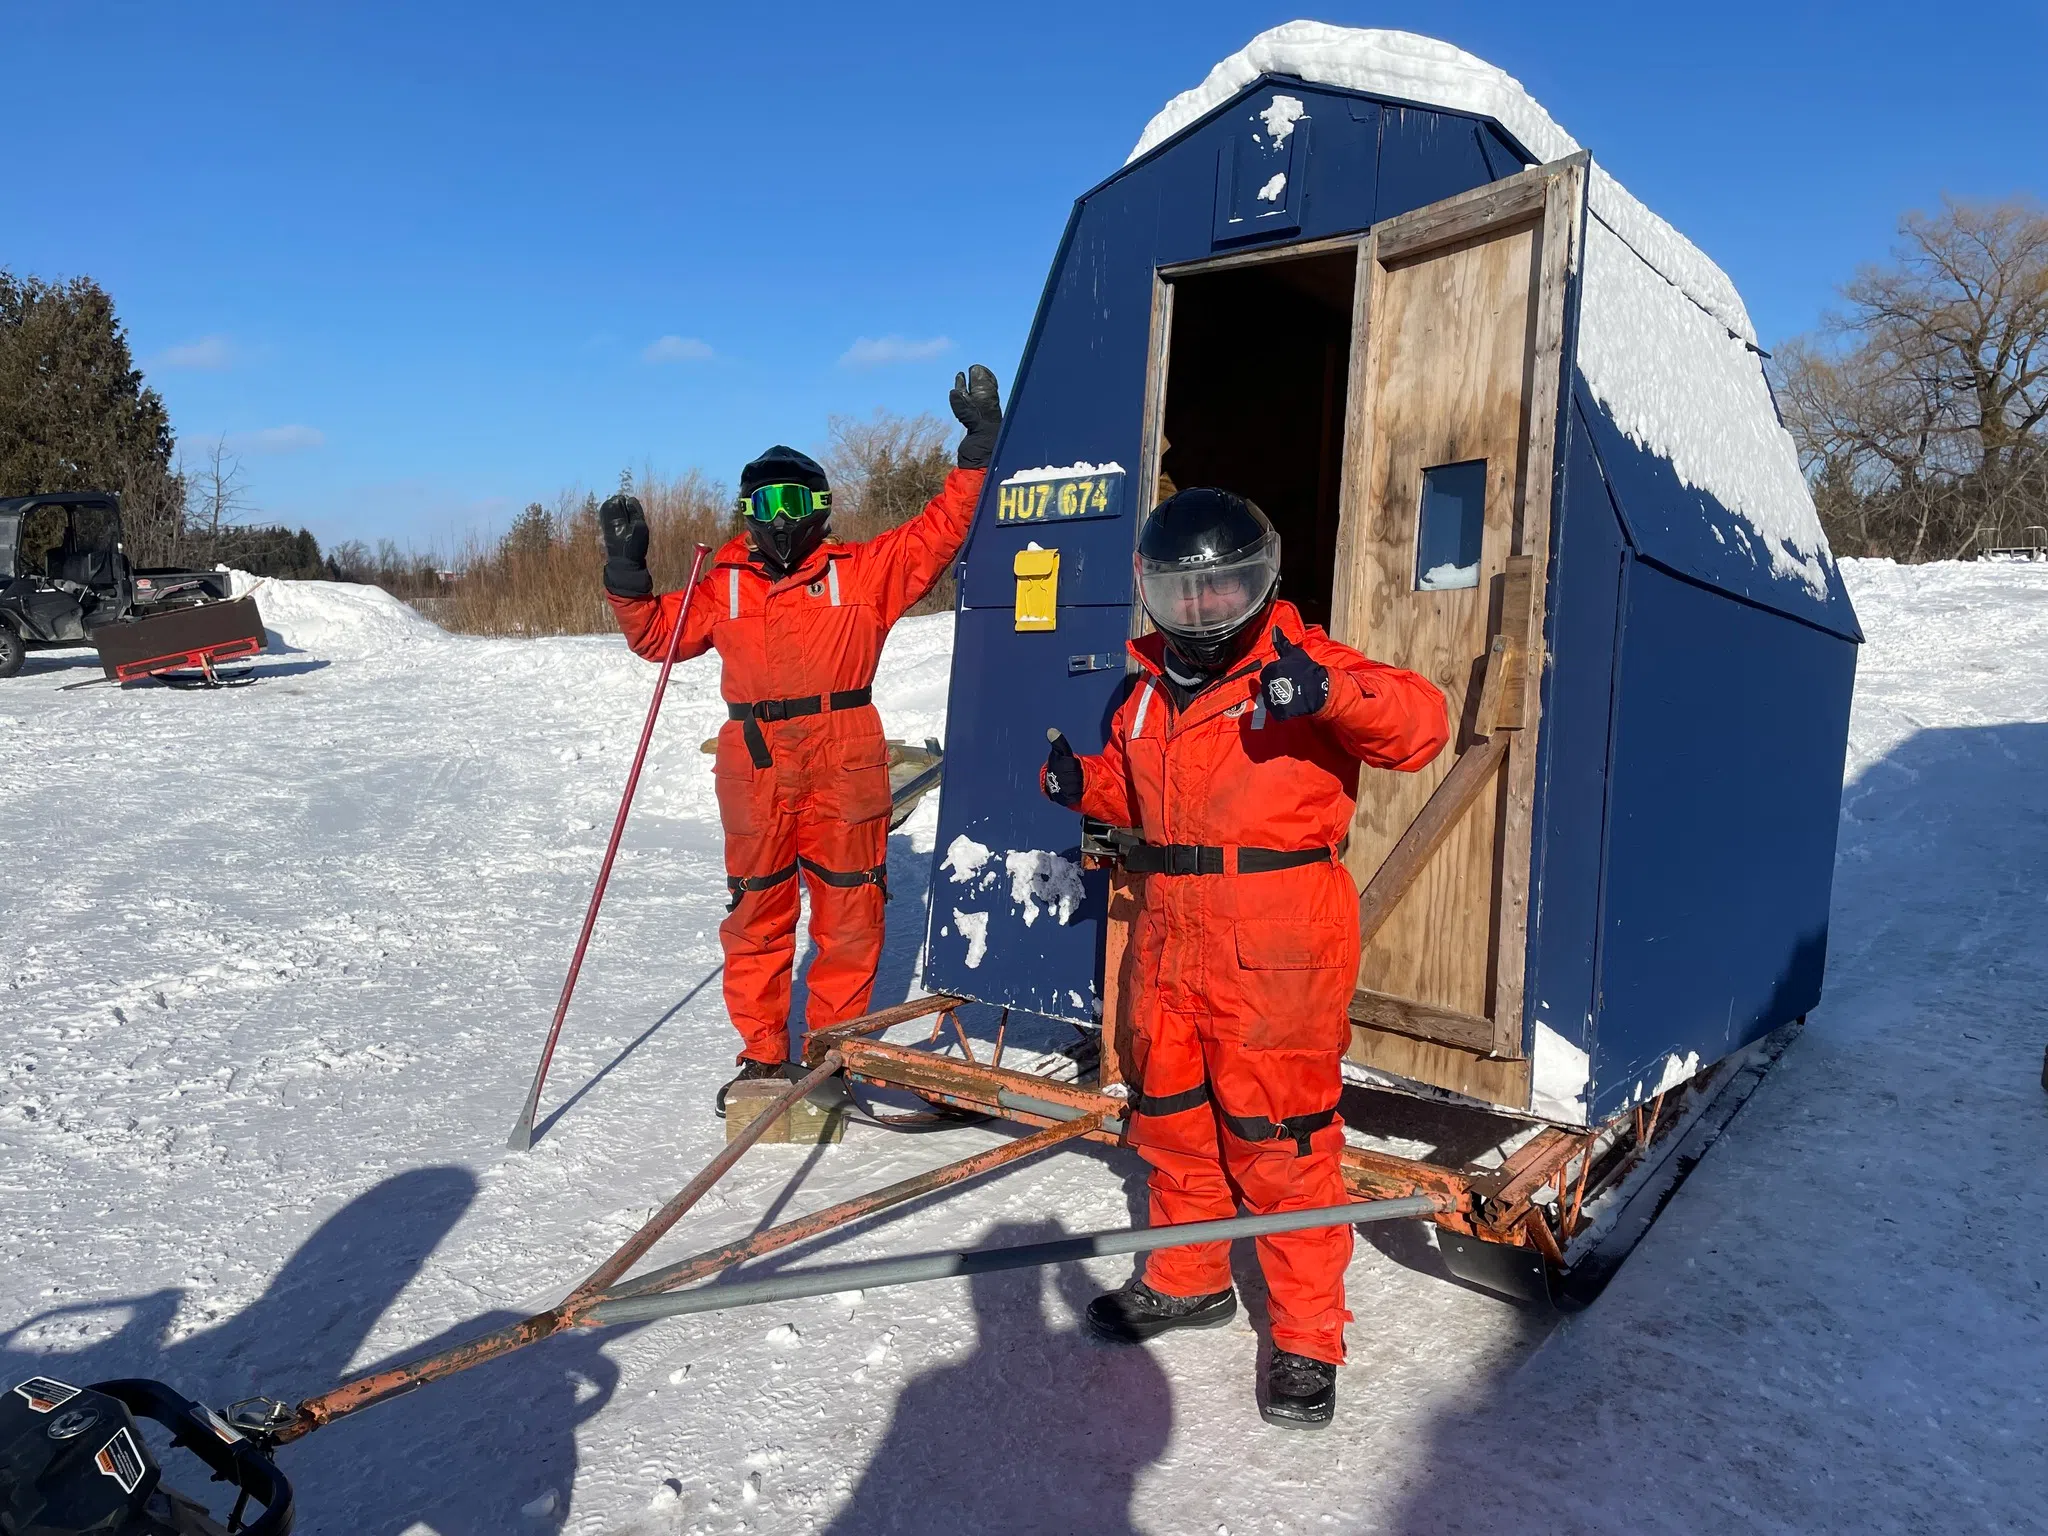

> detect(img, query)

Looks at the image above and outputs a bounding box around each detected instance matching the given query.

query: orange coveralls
[608,467,985,1063]
[1071,600,1447,1362]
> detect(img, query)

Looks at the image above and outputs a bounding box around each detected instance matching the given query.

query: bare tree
[823,409,957,612]
[1775,197,2048,560]
[824,410,952,526]
[183,436,255,562]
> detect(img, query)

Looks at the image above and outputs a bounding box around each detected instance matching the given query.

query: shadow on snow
[0,1167,636,1533]
[1377,723,2048,1534]
[823,1220,1171,1535]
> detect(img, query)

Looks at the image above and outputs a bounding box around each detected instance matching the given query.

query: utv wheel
[0,622,23,679]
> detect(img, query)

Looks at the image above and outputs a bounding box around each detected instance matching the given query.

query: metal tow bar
[584,1195,1441,1327]
[271,1024,1446,1445]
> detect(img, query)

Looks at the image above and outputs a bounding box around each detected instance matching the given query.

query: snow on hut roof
[1128,22,1834,597]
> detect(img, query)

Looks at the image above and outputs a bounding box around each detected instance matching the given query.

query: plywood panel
[1341,219,1541,1018]
[1345,1023,1532,1107]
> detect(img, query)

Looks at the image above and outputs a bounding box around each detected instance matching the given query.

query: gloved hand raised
[1041,727,1084,808]
[950,363,1003,470]
[1258,628,1330,720]
[599,493,652,598]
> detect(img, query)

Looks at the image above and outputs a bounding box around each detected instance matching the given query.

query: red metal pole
[508,541,712,1151]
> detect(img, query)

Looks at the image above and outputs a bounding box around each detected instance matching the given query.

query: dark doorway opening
[1157,249,1355,631]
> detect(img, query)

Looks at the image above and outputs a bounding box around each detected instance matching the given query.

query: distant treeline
[0,270,346,577]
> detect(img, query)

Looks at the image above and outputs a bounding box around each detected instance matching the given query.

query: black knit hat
[740,445,829,499]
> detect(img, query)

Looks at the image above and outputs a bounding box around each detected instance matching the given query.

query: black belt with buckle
[726,687,873,768]
[1118,840,1331,876]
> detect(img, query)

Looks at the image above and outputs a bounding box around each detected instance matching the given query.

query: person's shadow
[824,1220,1173,1535]
[0,1167,626,1534]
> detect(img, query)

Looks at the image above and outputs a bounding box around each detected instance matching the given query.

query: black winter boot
[1261,1350,1337,1428]
[1086,1280,1236,1343]
[715,1058,788,1118]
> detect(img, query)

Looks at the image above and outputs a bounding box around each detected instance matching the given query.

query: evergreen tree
[505,502,556,559]
[0,271,186,563]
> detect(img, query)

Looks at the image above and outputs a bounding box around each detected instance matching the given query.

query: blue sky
[11,2,2044,549]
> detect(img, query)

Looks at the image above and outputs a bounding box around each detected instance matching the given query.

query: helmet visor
[1137,537,1280,642]
[742,483,831,523]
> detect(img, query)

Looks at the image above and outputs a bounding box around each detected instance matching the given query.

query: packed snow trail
[2,562,2044,1533]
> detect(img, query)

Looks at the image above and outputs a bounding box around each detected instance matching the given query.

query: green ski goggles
[739,483,832,523]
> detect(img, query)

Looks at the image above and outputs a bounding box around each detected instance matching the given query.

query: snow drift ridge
[229,571,447,656]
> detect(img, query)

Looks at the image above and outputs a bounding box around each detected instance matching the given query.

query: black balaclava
[739,445,832,577]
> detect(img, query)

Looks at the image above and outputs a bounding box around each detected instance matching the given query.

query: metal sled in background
[90,594,267,686]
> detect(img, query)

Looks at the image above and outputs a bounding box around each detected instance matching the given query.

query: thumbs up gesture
[1041,727,1084,807]
[1258,628,1330,719]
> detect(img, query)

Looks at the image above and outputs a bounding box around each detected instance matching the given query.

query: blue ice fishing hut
[921,28,1860,1127]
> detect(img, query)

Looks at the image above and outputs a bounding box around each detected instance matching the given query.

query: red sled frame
[91,594,267,684]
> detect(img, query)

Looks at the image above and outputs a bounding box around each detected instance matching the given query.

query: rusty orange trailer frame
[804,994,1674,1273]
[275,992,1681,1447]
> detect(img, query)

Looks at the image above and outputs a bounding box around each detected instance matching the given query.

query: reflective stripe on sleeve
[1131,681,1156,739]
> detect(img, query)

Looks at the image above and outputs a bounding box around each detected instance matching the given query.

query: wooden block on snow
[724,1078,846,1145]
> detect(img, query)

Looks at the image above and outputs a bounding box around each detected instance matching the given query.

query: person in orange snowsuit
[1041,488,1446,1427]
[602,366,1002,1113]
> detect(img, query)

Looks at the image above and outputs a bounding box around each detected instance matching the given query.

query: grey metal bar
[584,1195,1439,1327]
[996,1087,1125,1134]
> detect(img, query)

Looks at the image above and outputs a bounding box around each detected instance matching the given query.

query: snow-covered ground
[3,559,2044,1534]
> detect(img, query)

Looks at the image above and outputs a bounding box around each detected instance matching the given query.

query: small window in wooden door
[1415,459,1486,591]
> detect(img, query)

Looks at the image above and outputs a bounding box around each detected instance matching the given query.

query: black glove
[950,363,1003,470]
[1042,727,1083,808]
[1258,628,1330,720]
[599,493,651,598]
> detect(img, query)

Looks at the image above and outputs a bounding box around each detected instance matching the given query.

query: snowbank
[228,570,447,657]
[1126,21,1832,595]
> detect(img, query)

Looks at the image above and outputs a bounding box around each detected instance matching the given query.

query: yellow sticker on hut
[1013,548,1059,631]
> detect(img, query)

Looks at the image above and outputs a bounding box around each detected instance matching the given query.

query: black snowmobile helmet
[1135,487,1281,669]
[738,444,833,575]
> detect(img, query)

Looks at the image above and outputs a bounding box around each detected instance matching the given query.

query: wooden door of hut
[1331,162,1583,1105]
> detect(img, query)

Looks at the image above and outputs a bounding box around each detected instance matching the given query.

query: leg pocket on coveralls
[1232,918,1355,1053]
[820,730,892,824]
[713,731,766,837]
